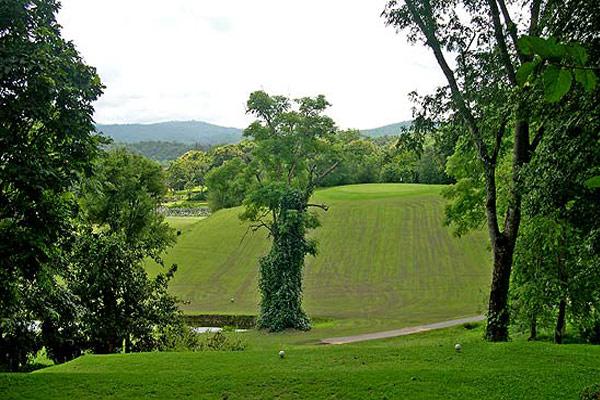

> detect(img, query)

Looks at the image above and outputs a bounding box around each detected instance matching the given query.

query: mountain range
[96,120,411,146]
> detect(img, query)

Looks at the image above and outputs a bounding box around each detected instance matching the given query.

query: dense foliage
[383,0,599,341]
[0,0,104,370]
[512,93,600,343]
[172,128,454,212]
[0,2,182,370]
[74,149,180,354]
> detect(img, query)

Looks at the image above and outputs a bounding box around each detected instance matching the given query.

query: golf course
[146,183,491,338]
[4,1,600,398]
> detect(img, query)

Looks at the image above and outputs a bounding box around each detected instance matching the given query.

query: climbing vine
[241,91,340,331]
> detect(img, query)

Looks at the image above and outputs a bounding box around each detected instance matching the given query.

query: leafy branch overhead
[517,36,598,102]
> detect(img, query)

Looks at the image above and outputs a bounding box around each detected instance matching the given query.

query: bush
[41,286,86,364]
[580,383,600,400]
[155,324,246,352]
[0,313,42,371]
[579,318,600,345]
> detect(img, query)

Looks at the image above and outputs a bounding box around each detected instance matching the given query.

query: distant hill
[96,121,243,145]
[96,120,412,148]
[361,121,411,137]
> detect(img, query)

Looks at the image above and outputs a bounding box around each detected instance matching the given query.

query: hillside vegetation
[148,184,490,334]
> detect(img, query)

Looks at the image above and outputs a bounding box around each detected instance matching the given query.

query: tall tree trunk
[485,237,514,341]
[555,299,567,344]
[485,118,529,342]
[125,335,132,353]
[529,314,537,341]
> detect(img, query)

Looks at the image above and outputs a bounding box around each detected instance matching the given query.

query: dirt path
[320,315,485,345]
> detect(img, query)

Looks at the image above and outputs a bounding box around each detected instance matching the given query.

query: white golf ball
[278,350,285,358]
[454,343,462,352]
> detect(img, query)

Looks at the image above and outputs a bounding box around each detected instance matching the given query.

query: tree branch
[529,124,544,159]
[307,203,329,211]
[404,0,490,163]
[491,118,507,164]
[308,160,340,192]
[495,0,525,63]
[528,0,542,36]
[487,0,517,85]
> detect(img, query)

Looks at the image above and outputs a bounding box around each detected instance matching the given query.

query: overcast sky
[57,0,444,130]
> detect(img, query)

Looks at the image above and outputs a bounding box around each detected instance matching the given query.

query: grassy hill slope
[148,184,491,333]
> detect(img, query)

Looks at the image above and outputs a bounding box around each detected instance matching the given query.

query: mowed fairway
[147,184,491,335]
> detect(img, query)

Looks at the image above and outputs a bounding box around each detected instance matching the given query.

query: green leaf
[566,43,588,65]
[518,35,564,60]
[516,59,540,85]
[585,175,600,189]
[575,69,598,92]
[518,36,535,56]
[543,66,572,102]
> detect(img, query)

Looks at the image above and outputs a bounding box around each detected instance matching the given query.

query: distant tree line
[166,127,455,212]
[107,141,209,165]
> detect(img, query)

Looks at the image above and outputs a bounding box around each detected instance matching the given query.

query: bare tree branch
[404,0,490,163]
[496,0,526,63]
[307,203,329,211]
[487,0,518,85]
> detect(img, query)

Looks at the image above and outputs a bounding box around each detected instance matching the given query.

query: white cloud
[57,0,444,130]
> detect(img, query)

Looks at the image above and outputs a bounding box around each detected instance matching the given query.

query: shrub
[155,325,246,352]
[580,322,600,345]
[580,384,600,400]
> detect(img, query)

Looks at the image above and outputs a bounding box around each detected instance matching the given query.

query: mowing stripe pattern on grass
[147,183,491,337]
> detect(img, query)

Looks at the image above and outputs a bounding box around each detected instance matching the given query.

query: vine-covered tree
[241,91,340,331]
[0,0,104,369]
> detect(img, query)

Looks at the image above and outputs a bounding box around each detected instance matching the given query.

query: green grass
[2,325,599,399]
[149,183,491,339]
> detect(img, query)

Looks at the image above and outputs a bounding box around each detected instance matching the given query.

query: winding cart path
[321,315,485,345]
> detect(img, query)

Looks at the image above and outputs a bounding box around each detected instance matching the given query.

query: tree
[69,228,179,353]
[320,131,382,186]
[165,149,211,191]
[205,158,252,211]
[241,91,340,331]
[0,0,103,369]
[512,95,600,343]
[383,0,598,341]
[75,149,179,353]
